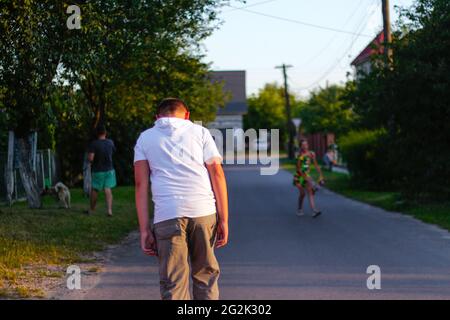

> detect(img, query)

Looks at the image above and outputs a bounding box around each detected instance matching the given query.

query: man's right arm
[134,160,157,256]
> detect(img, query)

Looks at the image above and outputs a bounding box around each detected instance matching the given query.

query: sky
[202,0,415,98]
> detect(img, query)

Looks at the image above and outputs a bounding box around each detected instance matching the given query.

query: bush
[339,129,391,188]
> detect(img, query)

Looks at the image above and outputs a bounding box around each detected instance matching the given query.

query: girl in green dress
[293,139,324,217]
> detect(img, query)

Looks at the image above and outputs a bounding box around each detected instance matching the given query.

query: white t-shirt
[134,117,222,224]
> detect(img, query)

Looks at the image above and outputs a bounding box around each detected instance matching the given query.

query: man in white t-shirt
[134,98,229,300]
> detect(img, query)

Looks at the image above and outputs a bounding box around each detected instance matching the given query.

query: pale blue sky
[202,0,414,98]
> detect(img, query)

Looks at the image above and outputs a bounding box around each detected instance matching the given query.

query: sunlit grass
[0,186,141,298]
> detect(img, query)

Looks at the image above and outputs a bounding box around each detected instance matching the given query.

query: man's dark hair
[157,98,189,116]
[96,124,107,136]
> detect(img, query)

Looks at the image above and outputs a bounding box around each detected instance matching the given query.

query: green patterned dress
[293,152,314,188]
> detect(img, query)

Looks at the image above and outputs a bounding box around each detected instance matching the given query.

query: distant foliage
[244,83,305,147]
[298,85,356,138]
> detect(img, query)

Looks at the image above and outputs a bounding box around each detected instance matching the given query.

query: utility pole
[382,0,392,63]
[275,63,295,159]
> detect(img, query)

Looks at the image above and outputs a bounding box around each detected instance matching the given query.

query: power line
[297,41,359,91]
[221,1,380,93]
[295,0,367,69]
[223,0,280,13]
[230,1,371,82]
[227,5,373,37]
[293,3,379,91]
[242,2,377,94]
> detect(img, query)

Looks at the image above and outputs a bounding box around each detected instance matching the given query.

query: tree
[244,83,302,146]
[0,1,66,208]
[48,1,229,186]
[57,1,230,187]
[61,0,228,132]
[297,84,355,138]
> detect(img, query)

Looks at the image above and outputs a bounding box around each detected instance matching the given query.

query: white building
[209,71,248,151]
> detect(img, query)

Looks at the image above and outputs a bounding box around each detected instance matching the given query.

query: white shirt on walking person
[133,117,222,224]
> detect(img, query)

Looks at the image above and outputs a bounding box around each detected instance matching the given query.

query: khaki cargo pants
[153,214,220,300]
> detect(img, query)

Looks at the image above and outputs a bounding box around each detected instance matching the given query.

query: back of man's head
[96,124,107,137]
[157,98,189,118]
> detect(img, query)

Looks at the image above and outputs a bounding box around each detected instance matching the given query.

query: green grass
[281,158,450,231]
[0,186,141,298]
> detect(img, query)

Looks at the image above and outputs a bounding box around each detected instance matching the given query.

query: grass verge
[0,186,140,299]
[281,158,450,231]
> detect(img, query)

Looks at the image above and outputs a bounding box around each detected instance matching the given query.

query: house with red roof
[351,32,385,79]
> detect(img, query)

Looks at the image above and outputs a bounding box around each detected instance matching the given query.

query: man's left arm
[202,128,229,248]
[206,159,229,248]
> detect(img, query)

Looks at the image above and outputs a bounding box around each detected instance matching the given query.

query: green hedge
[339,129,392,188]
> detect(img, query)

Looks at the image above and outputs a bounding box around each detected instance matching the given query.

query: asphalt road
[61,165,450,300]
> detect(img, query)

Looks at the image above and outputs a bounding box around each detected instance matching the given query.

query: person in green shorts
[293,139,324,218]
[87,125,116,217]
